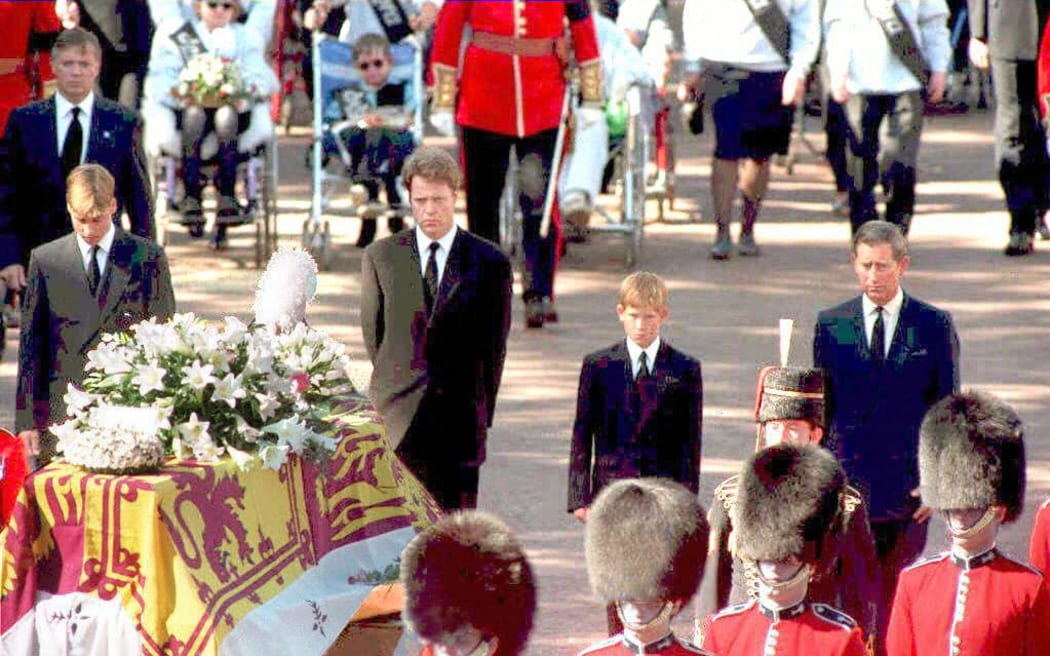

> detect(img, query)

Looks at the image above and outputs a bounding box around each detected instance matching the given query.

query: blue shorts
[706,65,793,160]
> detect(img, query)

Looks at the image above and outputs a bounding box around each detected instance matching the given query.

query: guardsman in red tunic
[702,444,870,656]
[694,367,880,650]
[0,1,61,132]
[886,391,1050,656]
[1030,497,1050,574]
[401,510,537,656]
[578,478,714,656]
[429,0,602,328]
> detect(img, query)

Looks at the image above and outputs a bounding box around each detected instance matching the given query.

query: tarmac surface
[3,105,1049,654]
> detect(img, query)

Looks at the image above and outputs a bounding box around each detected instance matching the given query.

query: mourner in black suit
[967,0,1050,255]
[0,28,152,298]
[813,220,959,652]
[567,272,703,517]
[16,164,175,468]
[360,146,513,511]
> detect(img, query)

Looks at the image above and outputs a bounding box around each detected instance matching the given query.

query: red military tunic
[578,632,716,656]
[0,1,59,132]
[1030,498,1050,575]
[702,600,868,656]
[886,549,1050,656]
[430,0,600,138]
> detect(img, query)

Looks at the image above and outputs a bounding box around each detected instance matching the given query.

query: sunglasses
[206,1,235,10]
[357,59,387,71]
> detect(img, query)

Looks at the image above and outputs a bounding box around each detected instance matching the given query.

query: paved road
[2,107,1048,654]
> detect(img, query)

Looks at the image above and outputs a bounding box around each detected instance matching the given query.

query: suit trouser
[843,91,923,234]
[871,517,928,656]
[990,58,1050,235]
[461,127,559,300]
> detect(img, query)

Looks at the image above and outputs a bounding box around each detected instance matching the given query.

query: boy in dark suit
[568,271,703,520]
[16,164,174,469]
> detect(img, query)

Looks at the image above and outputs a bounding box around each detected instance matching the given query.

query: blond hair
[66,164,116,215]
[52,27,102,61]
[403,146,462,191]
[352,32,392,61]
[618,272,668,311]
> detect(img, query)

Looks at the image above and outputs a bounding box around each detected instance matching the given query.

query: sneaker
[349,183,369,207]
[216,196,246,226]
[179,196,205,225]
[524,297,544,329]
[560,190,592,228]
[711,229,732,261]
[2,304,19,328]
[542,296,558,323]
[1004,232,1034,256]
[737,232,760,256]
[1038,215,1050,241]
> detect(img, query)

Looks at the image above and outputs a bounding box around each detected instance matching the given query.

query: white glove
[429,110,456,137]
[576,106,605,129]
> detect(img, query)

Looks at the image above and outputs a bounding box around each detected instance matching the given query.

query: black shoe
[356,218,377,248]
[179,196,205,226]
[525,297,544,328]
[542,296,558,323]
[1005,232,1034,256]
[216,196,247,226]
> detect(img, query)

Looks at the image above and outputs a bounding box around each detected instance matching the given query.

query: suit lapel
[851,296,871,362]
[397,230,427,317]
[886,293,912,364]
[44,98,63,182]
[611,341,632,419]
[99,231,131,322]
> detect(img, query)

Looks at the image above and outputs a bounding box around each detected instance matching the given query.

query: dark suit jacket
[16,229,175,439]
[813,292,959,521]
[968,0,1050,60]
[567,339,703,512]
[360,228,512,466]
[0,95,153,269]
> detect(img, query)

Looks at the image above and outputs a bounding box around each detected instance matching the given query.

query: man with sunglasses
[886,391,1050,655]
[429,0,603,328]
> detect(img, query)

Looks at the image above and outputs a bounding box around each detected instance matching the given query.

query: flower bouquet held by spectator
[173,51,257,111]
[51,248,356,474]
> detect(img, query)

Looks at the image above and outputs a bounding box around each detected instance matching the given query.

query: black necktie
[871,307,885,365]
[424,242,440,314]
[62,107,83,181]
[637,351,651,381]
[88,245,101,296]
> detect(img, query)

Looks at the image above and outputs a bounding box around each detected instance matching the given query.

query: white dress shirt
[414,224,457,286]
[625,336,661,379]
[862,287,904,359]
[55,91,94,160]
[76,223,116,280]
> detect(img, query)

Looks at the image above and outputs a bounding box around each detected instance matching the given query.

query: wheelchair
[306,32,424,270]
[143,101,279,268]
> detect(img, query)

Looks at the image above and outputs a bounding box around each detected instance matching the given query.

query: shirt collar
[862,286,904,318]
[76,223,116,260]
[56,91,95,121]
[950,546,998,570]
[625,336,661,368]
[620,632,676,654]
[414,224,457,257]
[758,600,807,622]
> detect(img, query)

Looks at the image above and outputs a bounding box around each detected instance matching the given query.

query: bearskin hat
[733,443,846,565]
[401,511,536,655]
[585,478,709,604]
[754,366,825,428]
[919,390,1025,523]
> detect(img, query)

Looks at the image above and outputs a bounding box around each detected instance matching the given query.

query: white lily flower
[191,438,224,462]
[63,385,96,415]
[132,361,167,396]
[177,413,211,444]
[254,392,281,421]
[225,443,258,471]
[212,373,247,408]
[263,417,309,453]
[182,360,217,391]
[259,444,291,470]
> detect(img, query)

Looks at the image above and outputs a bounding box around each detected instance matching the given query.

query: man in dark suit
[17,164,175,468]
[0,27,153,304]
[813,220,959,653]
[967,0,1050,255]
[567,271,703,520]
[360,146,512,511]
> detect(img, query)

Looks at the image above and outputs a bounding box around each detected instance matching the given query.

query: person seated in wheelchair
[559,9,654,232]
[142,0,278,248]
[323,32,416,248]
